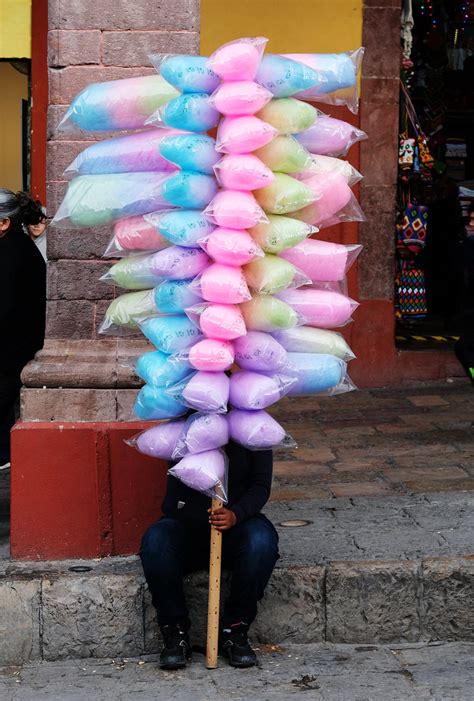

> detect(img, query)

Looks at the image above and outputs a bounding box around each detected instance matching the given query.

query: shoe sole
[159,652,192,670]
[159,661,188,670]
[228,660,257,668]
[222,652,257,668]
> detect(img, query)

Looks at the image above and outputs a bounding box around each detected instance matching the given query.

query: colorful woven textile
[395,262,427,319]
[397,203,428,253]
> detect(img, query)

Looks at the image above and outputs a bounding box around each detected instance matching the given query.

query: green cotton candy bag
[244,254,308,294]
[101,290,157,332]
[254,136,312,173]
[254,173,315,215]
[240,294,300,332]
[272,326,356,362]
[257,98,318,134]
[103,254,160,290]
[249,215,315,254]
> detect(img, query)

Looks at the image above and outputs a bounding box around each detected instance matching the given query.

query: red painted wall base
[10,422,167,560]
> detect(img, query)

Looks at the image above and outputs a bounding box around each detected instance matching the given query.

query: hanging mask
[399,135,415,183]
[399,137,415,166]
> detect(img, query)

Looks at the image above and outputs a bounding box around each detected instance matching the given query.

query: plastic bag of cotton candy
[55,34,364,504]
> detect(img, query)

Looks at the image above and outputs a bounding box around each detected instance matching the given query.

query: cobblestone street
[270,378,474,500]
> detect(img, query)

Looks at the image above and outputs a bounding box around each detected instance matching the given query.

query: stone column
[350,0,402,385]
[22,0,200,420]
[359,0,401,302]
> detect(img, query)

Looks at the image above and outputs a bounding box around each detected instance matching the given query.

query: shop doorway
[396,0,474,350]
[0,59,31,192]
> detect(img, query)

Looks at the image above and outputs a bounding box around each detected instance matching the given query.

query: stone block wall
[344,0,409,386]
[359,0,401,302]
[46,0,200,340]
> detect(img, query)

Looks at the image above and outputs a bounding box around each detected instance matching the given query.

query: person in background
[140,443,279,670]
[454,203,474,384]
[27,208,48,261]
[0,190,46,471]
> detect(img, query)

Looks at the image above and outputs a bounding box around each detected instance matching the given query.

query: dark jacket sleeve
[0,232,46,372]
[230,450,273,523]
[0,244,17,324]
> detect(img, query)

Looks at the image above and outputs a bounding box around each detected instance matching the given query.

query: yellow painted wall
[0,0,31,58]
[0,62,28,191]
[201,0,362,55]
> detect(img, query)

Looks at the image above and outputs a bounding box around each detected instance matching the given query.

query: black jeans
[140,513,279,630]
[0,372,21,464]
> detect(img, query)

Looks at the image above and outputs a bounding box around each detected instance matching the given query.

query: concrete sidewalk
[2,642,474,700]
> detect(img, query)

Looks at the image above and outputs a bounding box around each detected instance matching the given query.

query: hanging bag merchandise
[398,80,434,184]
[395,194,429,321]
[395,261,428,320]
[396,201,428,255]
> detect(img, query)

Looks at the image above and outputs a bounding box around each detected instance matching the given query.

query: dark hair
[0,189,44,228]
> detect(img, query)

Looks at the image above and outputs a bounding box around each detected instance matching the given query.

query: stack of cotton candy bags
[53,37,365,502]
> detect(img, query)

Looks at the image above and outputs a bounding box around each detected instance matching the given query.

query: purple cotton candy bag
[150,246,209,280]
[173,371,230,413]
[233,331,288,372]
[173,412,229,458]
[227,409,295,449]
[130,420,186,460]
[229,371,295,409]
[169,448,228,500]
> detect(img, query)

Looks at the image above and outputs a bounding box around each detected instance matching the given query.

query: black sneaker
[159,624,191,670]
[221,622,257,668]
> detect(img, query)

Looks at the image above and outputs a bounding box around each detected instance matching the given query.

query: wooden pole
[206,497,223,669]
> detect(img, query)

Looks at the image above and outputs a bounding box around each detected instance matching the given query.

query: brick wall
[46,0,200,339]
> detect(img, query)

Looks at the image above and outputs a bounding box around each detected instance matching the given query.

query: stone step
[2,490,474,666]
